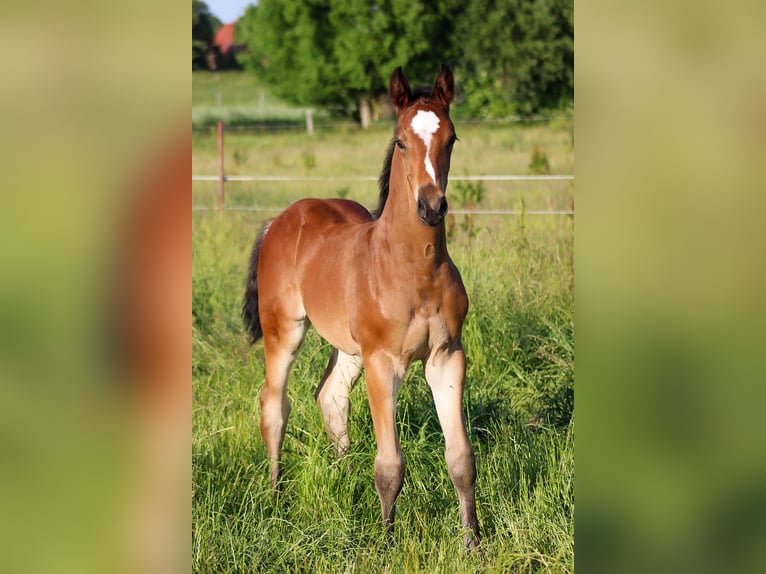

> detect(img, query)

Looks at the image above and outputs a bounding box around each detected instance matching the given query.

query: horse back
[257,198,374,353]
[262,197,372,261]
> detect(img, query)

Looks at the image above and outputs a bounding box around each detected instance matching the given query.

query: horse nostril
[416,191,447,225]
[438,197,448,217]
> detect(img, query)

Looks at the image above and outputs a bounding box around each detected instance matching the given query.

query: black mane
[372,86,435,220]
[372,138,395,219]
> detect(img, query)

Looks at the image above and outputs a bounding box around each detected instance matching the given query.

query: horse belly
[299,243,363,356]
[308,308,361,356]
[273,199,370,355]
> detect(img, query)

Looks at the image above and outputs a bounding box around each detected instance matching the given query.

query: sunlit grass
[192,120,574,218]
[192,207,573,572]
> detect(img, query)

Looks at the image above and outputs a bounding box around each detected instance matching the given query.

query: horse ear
[390,67,413,115]
[433,64,454,109]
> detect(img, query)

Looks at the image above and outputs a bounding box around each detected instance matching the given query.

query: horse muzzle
[417,189,448,226]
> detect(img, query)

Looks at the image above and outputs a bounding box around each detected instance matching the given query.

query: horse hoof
[464,534,480,552]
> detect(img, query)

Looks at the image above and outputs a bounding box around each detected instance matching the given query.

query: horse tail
[242,219,273,343]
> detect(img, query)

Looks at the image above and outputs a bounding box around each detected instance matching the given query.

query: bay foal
[243,65,479,548]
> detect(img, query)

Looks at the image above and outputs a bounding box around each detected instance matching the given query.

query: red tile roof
[213,23,235,55]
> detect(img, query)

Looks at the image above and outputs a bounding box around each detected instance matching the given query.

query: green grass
[193,71,331,129]
[192,85,574,571]
[192,211,573,573]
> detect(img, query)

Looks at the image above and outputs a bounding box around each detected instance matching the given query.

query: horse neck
[376,153,448,267]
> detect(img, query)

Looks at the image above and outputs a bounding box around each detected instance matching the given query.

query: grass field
[193,71,332,128]
[192,120,574,216]
[193,71,574,573]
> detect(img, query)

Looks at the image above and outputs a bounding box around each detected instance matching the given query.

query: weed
[529,144,551,175]
[449,179,486,241]
[232,146,248,167]
[301,147,317,172]
[514,192,530,251]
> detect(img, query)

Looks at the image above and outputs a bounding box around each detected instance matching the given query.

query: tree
[235,0,573,121]
[236,0,463,127]
[192,0,220,70]
[456,0,573,117]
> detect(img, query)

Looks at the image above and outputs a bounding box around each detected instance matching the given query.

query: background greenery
[193,0,222,70]
[192,0,574,122]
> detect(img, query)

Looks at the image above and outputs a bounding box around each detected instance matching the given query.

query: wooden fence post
[305,109,314,136]
[217,121,224,212]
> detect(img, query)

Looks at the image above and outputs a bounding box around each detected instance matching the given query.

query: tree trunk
[359,96,372,129]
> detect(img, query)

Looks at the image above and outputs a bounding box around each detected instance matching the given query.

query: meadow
[193,72,574,573]
[193,71,332,128]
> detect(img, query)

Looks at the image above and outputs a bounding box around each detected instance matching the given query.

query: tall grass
[193,209,573,572]
[193,106,574,571]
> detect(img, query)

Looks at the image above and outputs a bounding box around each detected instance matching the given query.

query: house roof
[213,23,236,54]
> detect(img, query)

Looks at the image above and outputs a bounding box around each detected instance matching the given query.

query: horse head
[389,65,457,227]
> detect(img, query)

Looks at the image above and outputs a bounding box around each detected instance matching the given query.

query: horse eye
[395,138,405,150]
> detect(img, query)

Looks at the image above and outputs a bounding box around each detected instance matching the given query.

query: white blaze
[410,110,440,184]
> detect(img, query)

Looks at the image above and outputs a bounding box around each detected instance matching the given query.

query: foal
[243,65,479,548]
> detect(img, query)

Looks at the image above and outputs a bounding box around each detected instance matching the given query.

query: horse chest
[401,308,451,362]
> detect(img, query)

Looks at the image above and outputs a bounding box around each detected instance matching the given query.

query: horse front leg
[364,352,405,540]
[425,346,480,549]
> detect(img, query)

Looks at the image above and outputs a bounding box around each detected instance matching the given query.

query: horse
[242,65,479,548]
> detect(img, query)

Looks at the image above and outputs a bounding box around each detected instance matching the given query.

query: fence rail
[193,174,574,183]
[191,112,574,133]
[192,206,574,216]
[195,122,574,214]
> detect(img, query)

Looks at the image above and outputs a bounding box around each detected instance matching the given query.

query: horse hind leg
[315,349,362,457]
[259,311,308,490]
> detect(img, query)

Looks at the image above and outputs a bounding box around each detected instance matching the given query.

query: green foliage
[335,186,351,199]
[448,179,486,241]
[232,146,248,167]
[514,193,530,251]
[454,179,487,207]
[529,144,551,175]
[301,147,317,172]
[235,0,462,118]
[192,1,216,70]
[234,0,573,121]
[456,0,574,118]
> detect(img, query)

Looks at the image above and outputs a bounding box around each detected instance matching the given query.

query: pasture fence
[191,111,573,133]
[193,122,574,216]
